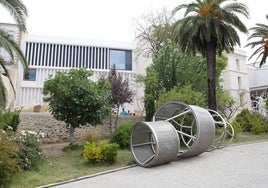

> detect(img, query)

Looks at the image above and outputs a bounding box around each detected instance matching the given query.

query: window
[236,59,240,71]
[24,69,36,81]
[109,49,132,70]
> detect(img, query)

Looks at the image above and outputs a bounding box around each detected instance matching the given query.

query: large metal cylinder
[130,121,179,167]
[153,101,215,158]
[180,105,215,158]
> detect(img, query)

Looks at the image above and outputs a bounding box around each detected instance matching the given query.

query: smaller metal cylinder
[130,121,179,167]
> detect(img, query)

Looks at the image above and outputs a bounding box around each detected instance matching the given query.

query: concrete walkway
[42,141,268,188]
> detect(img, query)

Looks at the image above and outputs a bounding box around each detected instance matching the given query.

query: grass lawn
[232,132,268,144]
[9,149,134,188]
[8,132,268,188]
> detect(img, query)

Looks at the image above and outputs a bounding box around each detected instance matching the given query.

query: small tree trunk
[115,106,120,130]
[69,125,75,142]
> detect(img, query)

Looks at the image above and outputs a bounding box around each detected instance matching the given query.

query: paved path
[42,141,268,188]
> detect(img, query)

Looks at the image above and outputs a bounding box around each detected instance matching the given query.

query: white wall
[248,65,268,90]
[16,35,139,114]
[222,49,251,109]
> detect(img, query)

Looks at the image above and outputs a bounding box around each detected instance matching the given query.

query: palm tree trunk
[206,40,217,111]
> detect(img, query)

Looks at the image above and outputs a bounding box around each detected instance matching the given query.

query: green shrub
[16,130,43,170]
[83,140,119,164]
[229,120,242,138]
[0,109,21,132]
[0,131,22,185]
[156,85,206,109]
[0,129,43,185]
[110,123,134,149]
[62,142,81,152]
[249,112,268,134]
[234,109,268,134]
[234,109,252,132]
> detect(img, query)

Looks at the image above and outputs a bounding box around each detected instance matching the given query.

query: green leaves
[43,68,112,138]
[246,15,268,67]
[173,0,249,55]
[0,0,28,31]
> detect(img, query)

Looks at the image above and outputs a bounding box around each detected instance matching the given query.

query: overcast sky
[0,0,267,55]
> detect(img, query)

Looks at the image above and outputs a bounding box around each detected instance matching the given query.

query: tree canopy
[43,68,112,142]
[107,65,134,128]
[246,15,268,67]
[172,0,249,110]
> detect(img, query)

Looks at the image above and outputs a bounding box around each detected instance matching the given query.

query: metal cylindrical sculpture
[207,109,235,151]
[130,121,179,167]
[153,101,215,158]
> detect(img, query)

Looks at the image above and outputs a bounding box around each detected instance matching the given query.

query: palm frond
[0,0,28,31]
[0,83,6,109]
[0,57,15,94]
[0,29,28,70]
[172,0,249,56]
[246,15,268,67]
[248,46,264,60]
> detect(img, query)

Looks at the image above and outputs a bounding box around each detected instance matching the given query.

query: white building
[247,64,268,97]
[247,63,268,115]
[221,49,251,110]
[15,35,147,115]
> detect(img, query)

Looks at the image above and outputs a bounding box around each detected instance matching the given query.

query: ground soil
[41,142,69,157]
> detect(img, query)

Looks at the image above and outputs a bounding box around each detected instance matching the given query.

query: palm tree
[245,15,268,67]
[0,0,28,108]
[172,0,249,110]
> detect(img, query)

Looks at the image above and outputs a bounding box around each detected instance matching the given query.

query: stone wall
[18,112,144,143]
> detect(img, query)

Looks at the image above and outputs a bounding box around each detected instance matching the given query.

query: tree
[107,65,134,129]
[139,40,227,120]
[245,15,268,67]
[43,68,111,142]
[152,41,208,92]
[156,85,206,109]
[143,67,159,121]
[135,8,174,56]
[0,0,28,108]
[172,0,249,110]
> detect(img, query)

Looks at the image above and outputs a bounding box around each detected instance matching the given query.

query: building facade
[247,63,268,115]
[221,49,251,111]
[16,35,145,114]
[247,64,268,97]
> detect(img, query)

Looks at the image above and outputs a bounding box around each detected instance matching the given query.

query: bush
[234,109,268,134]
[234,109,252,132]
[85,131,98,143]
[83,140,119,164]
[229,120,242,138]
[0,109,21,132]
[156,85,206,109]
[249,112,268,134]
[0,131,22,185]
[16,130,44,170]
[0,129,43,185]
[110,123,134,149]
[62,142,81,152]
